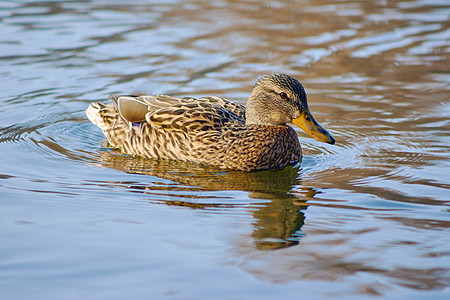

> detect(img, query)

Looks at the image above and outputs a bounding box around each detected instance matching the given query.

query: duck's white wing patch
[117,96,149,123]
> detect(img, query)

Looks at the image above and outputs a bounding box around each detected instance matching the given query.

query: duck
[86,73,335,171]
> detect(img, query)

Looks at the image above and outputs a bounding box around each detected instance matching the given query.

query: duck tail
[86,102,118,131]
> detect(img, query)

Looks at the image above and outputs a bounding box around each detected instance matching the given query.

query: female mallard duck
[86,73,335,171]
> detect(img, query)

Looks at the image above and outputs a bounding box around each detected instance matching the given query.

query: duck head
[246,73,335,144]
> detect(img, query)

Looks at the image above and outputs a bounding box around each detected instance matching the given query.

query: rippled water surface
[1,0,449,299]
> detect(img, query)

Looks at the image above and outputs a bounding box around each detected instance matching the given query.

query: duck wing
[109,95,246,131]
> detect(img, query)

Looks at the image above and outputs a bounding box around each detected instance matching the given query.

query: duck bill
[292,109,335,144]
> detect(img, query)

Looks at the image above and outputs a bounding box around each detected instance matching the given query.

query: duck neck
[245,91,270,125]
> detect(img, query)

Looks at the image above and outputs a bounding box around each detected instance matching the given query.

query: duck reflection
[95,151,319,250]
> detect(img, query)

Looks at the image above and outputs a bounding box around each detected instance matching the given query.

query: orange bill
[291,109,335,144]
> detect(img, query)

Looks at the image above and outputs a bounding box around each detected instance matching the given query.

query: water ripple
[0,0,449,299]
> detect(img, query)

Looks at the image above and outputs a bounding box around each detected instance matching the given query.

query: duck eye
[279,92,287,99]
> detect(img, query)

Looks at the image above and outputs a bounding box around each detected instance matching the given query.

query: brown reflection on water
[94,152,313,249]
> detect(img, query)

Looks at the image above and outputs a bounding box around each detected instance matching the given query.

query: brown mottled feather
[85,74,332,171]
[86,96,301,171]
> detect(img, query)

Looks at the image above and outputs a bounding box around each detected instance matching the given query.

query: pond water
[0,0,449,299]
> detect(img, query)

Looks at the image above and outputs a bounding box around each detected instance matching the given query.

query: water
[0,0,449,299]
